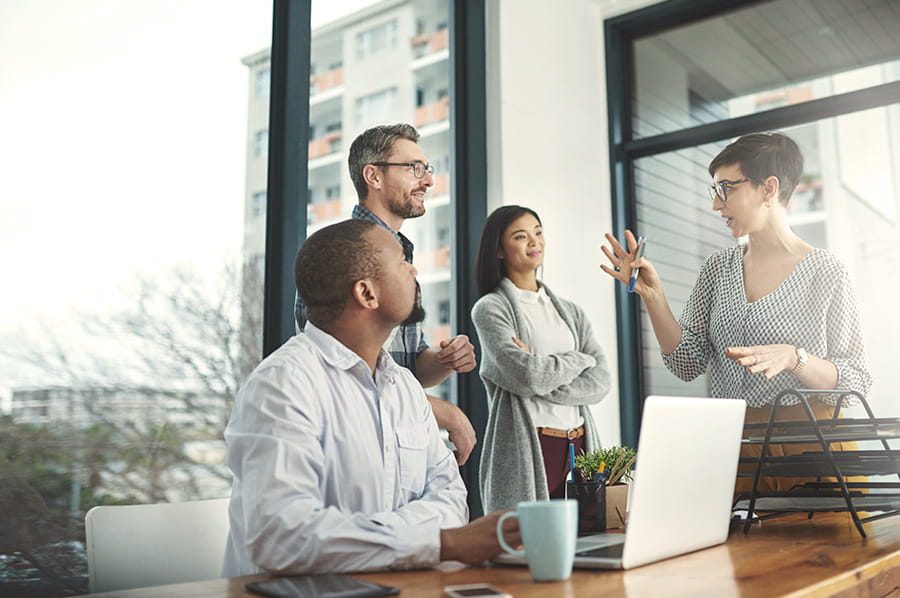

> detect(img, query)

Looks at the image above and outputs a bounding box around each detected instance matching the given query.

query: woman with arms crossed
[473,205,611,512]
[602,132,871,494]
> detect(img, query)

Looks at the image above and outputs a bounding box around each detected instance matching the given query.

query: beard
[387,192,426,219]
[401,302,426,327]
[401,282,426,326]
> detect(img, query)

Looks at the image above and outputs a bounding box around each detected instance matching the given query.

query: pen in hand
[627,236,647,294]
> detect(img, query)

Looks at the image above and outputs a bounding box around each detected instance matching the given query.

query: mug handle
[496,511,520,553]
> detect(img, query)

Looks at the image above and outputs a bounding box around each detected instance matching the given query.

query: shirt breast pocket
[396,427,427,497]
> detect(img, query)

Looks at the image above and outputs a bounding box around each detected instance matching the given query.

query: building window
[252,191,266,218]
[354,88,397,128]
[254,129,268,158]
[355,20,397,61]
[439,300,451,325]
[255,68,270,98]
[437,225,450,246]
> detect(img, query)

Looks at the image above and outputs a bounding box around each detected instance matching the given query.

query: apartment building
[241,0,453,397]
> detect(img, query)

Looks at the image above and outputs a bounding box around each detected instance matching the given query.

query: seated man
[222,219,519,575]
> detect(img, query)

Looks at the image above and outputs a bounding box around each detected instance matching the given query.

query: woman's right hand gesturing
[600,229,662,300]
[601,229,683,354]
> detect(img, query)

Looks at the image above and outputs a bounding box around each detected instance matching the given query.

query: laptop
[494,395,746,570]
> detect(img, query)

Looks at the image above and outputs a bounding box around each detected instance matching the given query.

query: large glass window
[611,0,900,439]
[0,3,270,594]
[632,0,900,138]
[303,0,454,401]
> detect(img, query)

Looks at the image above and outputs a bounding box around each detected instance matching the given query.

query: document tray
[736,389,900,538]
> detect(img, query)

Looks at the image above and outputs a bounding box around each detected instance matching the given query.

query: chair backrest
[85,497,230,593]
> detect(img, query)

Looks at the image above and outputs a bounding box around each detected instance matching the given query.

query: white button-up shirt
[222,323,468,576]
[509,281,583,430]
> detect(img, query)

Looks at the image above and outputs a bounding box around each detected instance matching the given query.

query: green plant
[574,445,636,485]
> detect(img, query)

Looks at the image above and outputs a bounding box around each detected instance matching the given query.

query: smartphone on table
[443,583,512,598]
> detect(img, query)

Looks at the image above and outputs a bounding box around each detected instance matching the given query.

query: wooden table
[80,511,900,597]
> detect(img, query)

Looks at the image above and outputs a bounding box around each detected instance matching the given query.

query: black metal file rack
[735,388,900,538]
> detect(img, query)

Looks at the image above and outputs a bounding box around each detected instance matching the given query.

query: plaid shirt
[294,204,429,375]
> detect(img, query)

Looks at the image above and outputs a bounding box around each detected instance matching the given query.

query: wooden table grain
[80,511,900,597]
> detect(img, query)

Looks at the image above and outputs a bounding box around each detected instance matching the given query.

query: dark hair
[475,205,542,296]
[295,219,382,326]
[348,123,420,200]
[708,131,804,205]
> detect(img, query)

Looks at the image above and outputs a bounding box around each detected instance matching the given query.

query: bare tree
[1,257,263,502]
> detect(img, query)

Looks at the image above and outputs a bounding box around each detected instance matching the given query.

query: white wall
[484,0,662,446]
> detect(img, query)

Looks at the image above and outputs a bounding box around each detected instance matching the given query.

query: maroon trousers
[538,432,585,499]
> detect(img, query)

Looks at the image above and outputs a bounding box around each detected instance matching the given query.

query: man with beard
[295,123,478,466]
[223,219,518,576]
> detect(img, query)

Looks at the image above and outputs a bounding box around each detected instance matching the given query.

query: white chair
[84,497,230,593]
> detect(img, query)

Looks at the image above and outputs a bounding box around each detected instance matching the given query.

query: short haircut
[348,123,420,200]
[295,219,382,327]
[708,131,804,205]
[475,205,542,297]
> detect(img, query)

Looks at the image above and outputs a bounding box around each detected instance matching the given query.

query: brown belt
[537,425,584,440]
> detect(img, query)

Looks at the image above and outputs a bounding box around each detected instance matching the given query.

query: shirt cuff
[371,513,442,570]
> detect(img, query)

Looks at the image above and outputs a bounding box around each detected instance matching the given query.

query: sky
[0,0,378,390]
[0,1,376,323]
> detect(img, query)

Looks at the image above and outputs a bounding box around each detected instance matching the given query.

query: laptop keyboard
[576,543,625,559]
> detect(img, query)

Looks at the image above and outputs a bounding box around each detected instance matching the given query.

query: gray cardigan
[471,278,611,513]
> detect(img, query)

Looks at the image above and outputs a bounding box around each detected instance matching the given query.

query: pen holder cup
[566,481,606,534]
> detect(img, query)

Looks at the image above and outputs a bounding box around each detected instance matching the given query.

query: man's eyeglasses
[707,178,750,203]
[370,161,435,179]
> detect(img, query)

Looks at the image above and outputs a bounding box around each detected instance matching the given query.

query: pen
[569,443,576,482]
[627,236,647,294]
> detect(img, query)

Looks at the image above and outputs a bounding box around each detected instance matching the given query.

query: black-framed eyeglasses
[707,178,750,203]
[370,161,435,179]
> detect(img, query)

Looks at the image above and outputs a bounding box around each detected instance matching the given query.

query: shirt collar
[352,204,415,262]
[504,277,547,305]
[305,321,401,377]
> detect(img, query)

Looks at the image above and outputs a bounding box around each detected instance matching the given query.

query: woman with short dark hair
[602,131,871,494]
[473,205,611,513]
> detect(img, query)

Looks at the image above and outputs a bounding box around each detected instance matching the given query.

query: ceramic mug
[496,499,578,581]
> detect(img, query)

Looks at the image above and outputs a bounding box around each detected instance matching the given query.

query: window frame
[263,0,489,517]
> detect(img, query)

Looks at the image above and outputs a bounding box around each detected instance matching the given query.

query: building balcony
[310,66,344,95]
[415,97,449,128]
[309,131,341,159]
[756,86,813,108]
[790,177,825,217]
[415,246,450,273]
[411,29,448,58]
[308,199,343,225]
[424,324,451,345]
[430,172,449,196]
